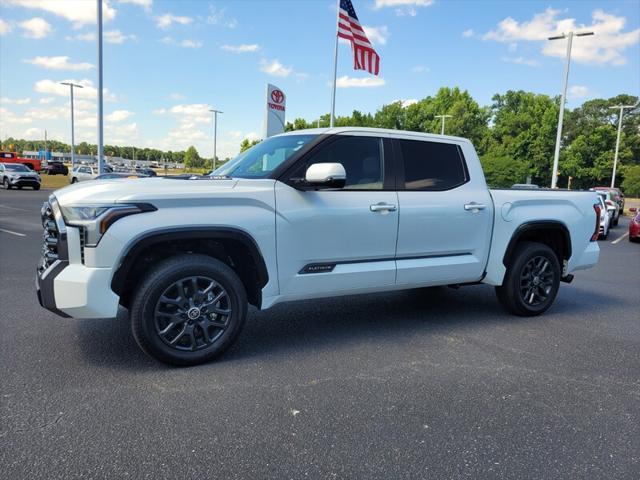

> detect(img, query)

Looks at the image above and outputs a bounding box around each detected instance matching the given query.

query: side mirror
[304,163,346,189]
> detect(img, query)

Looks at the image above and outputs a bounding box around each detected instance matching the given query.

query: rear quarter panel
[484,189,600,285]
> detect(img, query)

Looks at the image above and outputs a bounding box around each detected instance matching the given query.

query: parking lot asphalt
[1,188,639,479]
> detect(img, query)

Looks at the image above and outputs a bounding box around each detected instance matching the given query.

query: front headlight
[60,203,156,246]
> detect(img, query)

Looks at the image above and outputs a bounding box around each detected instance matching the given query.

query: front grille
[79,226,86,264]
[39,202,60,273]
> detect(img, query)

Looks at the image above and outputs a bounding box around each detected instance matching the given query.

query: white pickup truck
[37,128,600,365]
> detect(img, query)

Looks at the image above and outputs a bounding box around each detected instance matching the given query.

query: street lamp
[609,103,638,188]
[209,109,223,171]
[60,82,84,170]
[548,30,594,188]
[435,114,452,135]
[96,0,105,174]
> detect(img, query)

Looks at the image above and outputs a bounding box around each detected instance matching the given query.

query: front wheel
[495,241,561,317]
[130,254,248,366]
[33,185,40,190]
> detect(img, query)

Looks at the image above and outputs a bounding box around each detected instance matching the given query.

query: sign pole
[329,0,340,127]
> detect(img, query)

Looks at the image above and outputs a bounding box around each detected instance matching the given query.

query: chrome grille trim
[38,196,69,276]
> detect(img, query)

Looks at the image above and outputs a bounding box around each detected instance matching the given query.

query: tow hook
[561,274,574,284]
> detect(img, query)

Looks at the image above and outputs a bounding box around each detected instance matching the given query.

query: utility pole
[435,115,452,135]
[548,30,594,188]
[209,109,223,171]
[97,0,104,173]
[60,82,84,170]
[609,103,638,188]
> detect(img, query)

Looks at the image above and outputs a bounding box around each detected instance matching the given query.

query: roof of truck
[278,127,470,143]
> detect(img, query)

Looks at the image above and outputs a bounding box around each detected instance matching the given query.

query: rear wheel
[71,177,78,184]
[496,242,561,316]
[33,185,40,190]
[130,254,248,366]
[3,178,10,190]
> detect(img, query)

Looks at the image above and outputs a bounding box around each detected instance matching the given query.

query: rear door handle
[370,203,397,212]
[464,203,487,211]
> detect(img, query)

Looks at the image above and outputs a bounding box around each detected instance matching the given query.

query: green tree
[621,165,640,197]
[480,150,529,187]
[239,138,260,152]
[184,145,205,169]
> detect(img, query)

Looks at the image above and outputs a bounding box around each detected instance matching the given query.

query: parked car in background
[0,151,42,172]
[629,208,640,243]
[594,186,624,214]
[70,165,99,183]
[596,194,611,239]
[135,167,157,177]
[43,162,69,176]
[593,189,619,227]
[0,162,41,190]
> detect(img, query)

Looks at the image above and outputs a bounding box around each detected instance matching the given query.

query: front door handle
[464,203,487,211]
[370,203,397,212]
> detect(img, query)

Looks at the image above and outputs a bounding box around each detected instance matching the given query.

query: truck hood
[53,177,239,206]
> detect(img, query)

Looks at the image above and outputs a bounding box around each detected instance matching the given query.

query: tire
[33,185,40,190]
[612,216,619,227]
[4,178,11,190]
[71,177,78,184]
[130,254,248,366]
[495,241,561,317]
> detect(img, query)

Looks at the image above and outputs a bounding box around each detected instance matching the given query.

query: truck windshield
[212,134,317,179]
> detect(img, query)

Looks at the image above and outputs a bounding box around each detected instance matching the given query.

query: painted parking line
[611,232,629,245]
[0,228,26,237]
[0,204,30,212]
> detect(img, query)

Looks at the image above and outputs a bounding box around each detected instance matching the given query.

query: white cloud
[105,30,136,44]
[105,110,133,122]
[569,85,589,99]
[221,43,260,53]
[39,97,55,104]
[155,13,192,29]
[374,0,433,16]
[168,93,185,101]
[24,56,94,71]
[336,76,386,88]
[462,29,474,38]
[152,108,166,115]
[484,8,640,66]
[259,59,293,77]
[6,1,116,27]
[179,39,202,48]
[363,25,390,46]
[34,78,118,102]
[0,18,12,36]
[167,104,212,124]
[411,65,429,73]
[66,32,95,42]
[206,6,237,28]
[1,97,31,105]
[399,99,418,107]
[501,56,541,67]
[19,17,51,39]
[116,0,151,10]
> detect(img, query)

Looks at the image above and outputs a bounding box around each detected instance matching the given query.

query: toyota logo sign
[270,89,284,104]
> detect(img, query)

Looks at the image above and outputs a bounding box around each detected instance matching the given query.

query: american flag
[337,0,380,75]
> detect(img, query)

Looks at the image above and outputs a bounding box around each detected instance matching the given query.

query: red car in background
[629,208,640,243]
[0,151,42,172]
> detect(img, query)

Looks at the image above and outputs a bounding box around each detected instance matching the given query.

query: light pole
[609,103,638,188]
[435,114,452,135]
[60,82,84,170]
[97,0,104,173]
[209,109,223,171]
[548,31,594,188]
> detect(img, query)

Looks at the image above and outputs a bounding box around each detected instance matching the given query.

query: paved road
[1,188,639,479]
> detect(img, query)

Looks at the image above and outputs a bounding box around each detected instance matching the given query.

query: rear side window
[399,139,468,191]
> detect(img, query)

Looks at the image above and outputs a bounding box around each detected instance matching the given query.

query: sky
[0,0,639,159]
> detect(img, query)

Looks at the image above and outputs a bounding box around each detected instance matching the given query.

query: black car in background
[43,162,69,175]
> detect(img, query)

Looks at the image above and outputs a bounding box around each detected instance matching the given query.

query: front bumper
[8,177,40,187]
[36,197,119,319]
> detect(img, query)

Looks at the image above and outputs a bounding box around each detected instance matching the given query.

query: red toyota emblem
[271,89,284,104]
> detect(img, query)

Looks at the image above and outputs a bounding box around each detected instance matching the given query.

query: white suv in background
[70,165,99,183]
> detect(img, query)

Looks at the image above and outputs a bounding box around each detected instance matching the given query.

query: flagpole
[330,0,340,127]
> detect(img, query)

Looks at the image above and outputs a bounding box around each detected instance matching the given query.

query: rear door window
[398,139,468,191]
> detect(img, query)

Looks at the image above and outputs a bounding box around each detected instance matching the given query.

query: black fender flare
[502,221,572,267]
[110,226,269,296]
